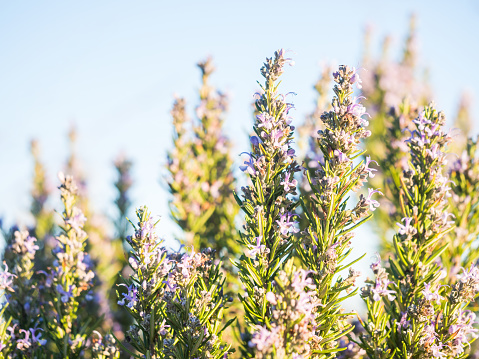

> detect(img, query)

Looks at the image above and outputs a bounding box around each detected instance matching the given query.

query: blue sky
[1,2,479,309]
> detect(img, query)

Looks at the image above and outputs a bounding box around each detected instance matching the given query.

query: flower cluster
[248,260,319,358]
[118,207,232,359]
[91,331,121,359]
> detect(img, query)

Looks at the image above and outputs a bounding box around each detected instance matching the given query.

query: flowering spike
[40,174,97,357]
[295,64,378,355]
[234,49,300,355]
[359,104,479,357]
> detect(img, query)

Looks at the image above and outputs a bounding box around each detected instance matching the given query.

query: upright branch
[41,173,98,358]
[233,49,300,351]
[442,136,479,284]
[361,15,430,248]
[296,65,380,356]
[359,105,479,358]
[166,58,239,274]
[65,128,123,336]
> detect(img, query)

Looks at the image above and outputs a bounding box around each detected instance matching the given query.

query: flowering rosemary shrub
[361,17,475,258]
[66,128,124,336]
[166,58,239,264]
[359,105,479,358]
[40,173,99,358]
[0,262,15,356]
[117,206,232,359]
[368,99,420,256]
[1,230,47,357]
[361,16,430,248]
[442,137,479,284]
[233,49,301,354]
[295,65,380,357]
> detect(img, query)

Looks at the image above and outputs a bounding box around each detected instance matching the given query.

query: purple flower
[333,149,350,163]
[425,144,442,161]
[129,256,139,270]
[117,283,138,309]
[280,172,297,192]
[250,136,260,147]
[239,153,258,177]
[276,213,299,236]
[291,270,315,293]
[396,217,416,237]
[16,329,31,350]
[256,113,275,130]
[347,97,370,123]
[249,325,281,351]
[65,207,87,232]
[365,188,383,211]
[269,128,285,149]
[159,319,170,336]
[431,343,447,358]
[413,111,432,130]
[29,328,47,345]
[370,253,381,272]
[396,312,410,330]
[177,253,195,278]
[364,156,378,178]
[422,324,438,347]
[163,278,178,292]
[349,67,362,89]
[422,283,443,305]
[7,324,17,340]
[0,262,16,292]
[245,236,267,259]
[460,265,479,290]
[371,279,395,301]
[56,284,74,303]
[139,217,155,239]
